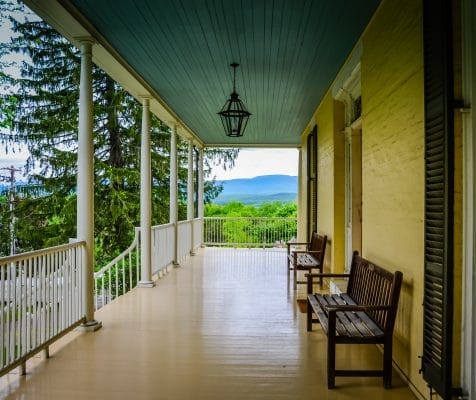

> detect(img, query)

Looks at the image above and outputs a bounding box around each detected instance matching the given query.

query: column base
[190,250,196,256]
[173,261,180,268]
[138,280,155,288]
[79,320,102,332]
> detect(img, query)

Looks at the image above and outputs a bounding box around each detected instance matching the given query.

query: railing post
[198,147,205,247]
[77,38,101,331]
[170,126,180,266]
[138,96,155,287]
[188,140,195,255]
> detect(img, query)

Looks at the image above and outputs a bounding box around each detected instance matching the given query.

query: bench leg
[307,298,313,331]
[383,338,393,389]
[293,267,297,290]
[327,338,336,389]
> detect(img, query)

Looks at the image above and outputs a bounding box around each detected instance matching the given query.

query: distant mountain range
[0,181,28,194]
[1,175,299,205]
[213,174,297,205]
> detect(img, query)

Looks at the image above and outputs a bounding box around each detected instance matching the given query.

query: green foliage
[203,201,297,247]
[204,201,297,218]
[0,4,238,264]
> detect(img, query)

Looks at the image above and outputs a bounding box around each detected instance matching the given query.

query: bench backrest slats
[347,251,403,334]
[308,232,327,266]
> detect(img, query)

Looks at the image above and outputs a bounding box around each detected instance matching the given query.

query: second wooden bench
[286,232,327,290]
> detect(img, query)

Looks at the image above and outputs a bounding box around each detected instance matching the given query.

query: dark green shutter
[307,125,318,237]
[421,0,455,398]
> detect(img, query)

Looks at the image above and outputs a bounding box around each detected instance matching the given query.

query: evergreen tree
[0,4,238,262]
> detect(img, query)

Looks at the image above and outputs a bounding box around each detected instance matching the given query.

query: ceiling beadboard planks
[68,0,380,146]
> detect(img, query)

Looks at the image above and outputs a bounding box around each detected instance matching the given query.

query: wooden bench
[306,251,403,389]
[287,232,327,290]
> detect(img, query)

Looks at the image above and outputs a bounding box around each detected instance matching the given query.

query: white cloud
[0,146,28,174]
[211,148,299,180]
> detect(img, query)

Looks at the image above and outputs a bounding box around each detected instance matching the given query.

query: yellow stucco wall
[332,101,346,273]
[361,0,426,395]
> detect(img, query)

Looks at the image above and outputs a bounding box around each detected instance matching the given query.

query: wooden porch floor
[0,248,417,400]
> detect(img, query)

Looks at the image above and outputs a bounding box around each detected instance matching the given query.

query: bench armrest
[286,242,310,246]
[286,241,310,254]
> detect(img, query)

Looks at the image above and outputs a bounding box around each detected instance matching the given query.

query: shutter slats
[422,0,454,398]
[306,126,318,236]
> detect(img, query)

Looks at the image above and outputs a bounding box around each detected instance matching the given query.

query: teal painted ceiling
[67,0,380,146]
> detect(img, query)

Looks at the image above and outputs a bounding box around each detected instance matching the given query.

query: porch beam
[77,38,101,331]
[170,125,179,266]
[138,96,155,288]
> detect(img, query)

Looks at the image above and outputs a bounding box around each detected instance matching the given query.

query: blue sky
[0,146,299,181]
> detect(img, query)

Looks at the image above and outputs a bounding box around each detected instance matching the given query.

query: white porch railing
[94,227,140,310]
[178,220,192,260]
[193,217,203,249]
[151,222,174,274]
[95,218,204,309]
[0,240,86,376]
[203,217,297,247]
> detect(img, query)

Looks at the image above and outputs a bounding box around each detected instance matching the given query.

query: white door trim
[461,0,475,397]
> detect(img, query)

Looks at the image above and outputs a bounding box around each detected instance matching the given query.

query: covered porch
[0,0,475,399]
[0,247,416,400]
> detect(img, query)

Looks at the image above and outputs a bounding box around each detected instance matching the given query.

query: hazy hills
[1,175,299,206]
[213,174,297,205]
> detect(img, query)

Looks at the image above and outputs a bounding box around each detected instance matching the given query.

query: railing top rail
[0,240,87,264]
[177,220,192,226]
[151,222,174,230]
[94,228,140,277]
[204,217,296,220]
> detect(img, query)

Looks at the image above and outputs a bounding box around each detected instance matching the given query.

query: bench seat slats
[288,253,319,268]
[340,294,385,337]
[321,295,360,337]
[331,295,377,338]
[312,294,384,339]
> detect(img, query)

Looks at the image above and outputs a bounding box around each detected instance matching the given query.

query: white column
[198,147,205,247]
[77,39,101,331]
[138,97,154,287]
[187,140,195,255]
[170,126,179,266]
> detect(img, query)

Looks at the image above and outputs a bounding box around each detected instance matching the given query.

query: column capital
[75,36,96,46]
